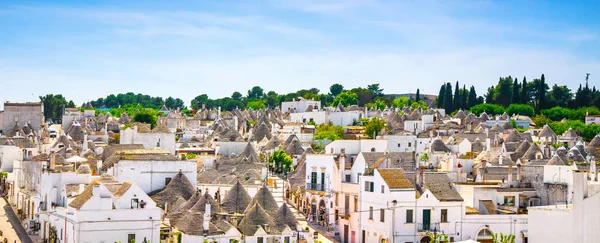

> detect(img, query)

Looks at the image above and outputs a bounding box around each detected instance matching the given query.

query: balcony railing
[306,183,325,191]
[417,222,441,232]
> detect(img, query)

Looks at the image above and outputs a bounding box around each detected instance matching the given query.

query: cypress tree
[454,81,460,111]
[468,85,477,108]
[416,89,421,102]
[444,82,453,113]
[521,76,528,105]
[539,74,546,111]
[512,77,520,103]
[437,84,446,108]
[461,84,468,109]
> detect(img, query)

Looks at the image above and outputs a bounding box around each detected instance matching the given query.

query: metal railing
[306,183,325,191]
[417,222,441,232]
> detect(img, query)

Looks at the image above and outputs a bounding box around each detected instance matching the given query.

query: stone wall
[521,165,569,205]
[1,103,44,133]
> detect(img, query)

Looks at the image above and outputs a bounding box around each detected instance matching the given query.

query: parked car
[49,130,57,138]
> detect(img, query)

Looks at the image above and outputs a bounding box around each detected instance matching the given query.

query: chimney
[203,201,211,232]
[486,138,491,151]
[339,149,346,182]
[499,153,503,165]
[590,159,597,182]
[508,163,513,184]
[92,185,100,197]
[416,169,423,186]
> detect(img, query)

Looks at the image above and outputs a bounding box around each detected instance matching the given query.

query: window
[441,209,448,222]
[369,207,373,220]
[257,237,264,243]
[364,181,374,192]
[380,209,385,222]
[381,185,385,193]
[504,196,515,206]
[131,198,139,209]
[345,174,351,182]
[357,173,362,182]
[406,209,413,223]
[165,177,171,186]
[128,234,135,242]
[408,142,412,147]
[397,143,401,147]
[284,236,290,243]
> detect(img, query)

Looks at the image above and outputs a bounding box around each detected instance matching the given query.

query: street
[1,198,31,243]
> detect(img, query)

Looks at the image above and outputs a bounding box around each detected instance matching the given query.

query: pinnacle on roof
[238,203,277,236]
[150,171,196,208]
[244,184,279,215]
[220,180,252,214]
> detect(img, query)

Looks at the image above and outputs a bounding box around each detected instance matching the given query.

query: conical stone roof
[220,180,252,214]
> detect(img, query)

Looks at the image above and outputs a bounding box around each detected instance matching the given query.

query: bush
[506,104,534,117]
[315,123,344,141]
[532,114,552,128]
[540,106,573,121]
[470,103,505,116]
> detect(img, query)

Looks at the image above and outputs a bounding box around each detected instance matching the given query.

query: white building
[384,134,432,153]
[528,171,600,243]
[290,111,361,126]
[325,139,388,155]
[56,180,162,243]
[105,148,197,194]
[359,169,465,243]
[282,98,321,113]
[120,124,176,154]
[303,154,342,228]
[0,145,21,172]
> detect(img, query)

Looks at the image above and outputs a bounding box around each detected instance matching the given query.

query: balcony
[306,183,325,191]
[417,222,441,232]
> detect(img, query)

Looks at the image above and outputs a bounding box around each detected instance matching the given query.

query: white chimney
[508,163,513,184]
[203,202,211,231]
[339,149,346,182]
[486,138,491,151]
[499,153,503,165]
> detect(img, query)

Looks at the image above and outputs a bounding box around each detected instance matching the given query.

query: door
[422,209,431,231]
[344,225,349,243]
[311,172,317,189]
[362,230,366,243]
[321,172,325,190]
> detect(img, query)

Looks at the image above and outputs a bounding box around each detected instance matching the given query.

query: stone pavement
[1,198,27,243]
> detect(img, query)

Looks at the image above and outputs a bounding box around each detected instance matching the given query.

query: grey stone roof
[220,180,252,214]
[546,154,566,166]
[430,138,450,153]
[150,171,196,208]
[538,125,557,138]
[419,173,463,201]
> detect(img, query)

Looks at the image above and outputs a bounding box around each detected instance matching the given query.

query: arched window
[477,228,494,243]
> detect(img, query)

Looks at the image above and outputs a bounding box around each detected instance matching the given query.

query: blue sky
[1,0,599,107]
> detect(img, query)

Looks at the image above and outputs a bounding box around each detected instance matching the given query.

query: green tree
[351,88,375,106]
[191,94,209,110]
[470,104,505,115]
[39,94,68,121]
[231,92,243,101]
[540,106,573,121]
[532,114,551,128]
[538,74,547,111]
[512,77,520,103]
[453,81,461,111]
[410,100,427,110]
[329,83,344,97]
[392,96,410,108]
[443,82,453,113]
[485,86,496,104]
[461,85,468,110]
[367,83,383,97]
[506,104,534,116]
[494,76,513,107]
[315,123,344,141]
[365,99,386,110]
[247,86,264,100]
[66,100,76,108]
[468,85,478,108]
[247,100,266,110]
[133,109,159,128]
[521,76,528,104]
[364,117,385,138]
[437,84,446,108]
[415,89,421,102]
[333,90,358,106]
[269,150,293,174]
[548,84,572,108]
